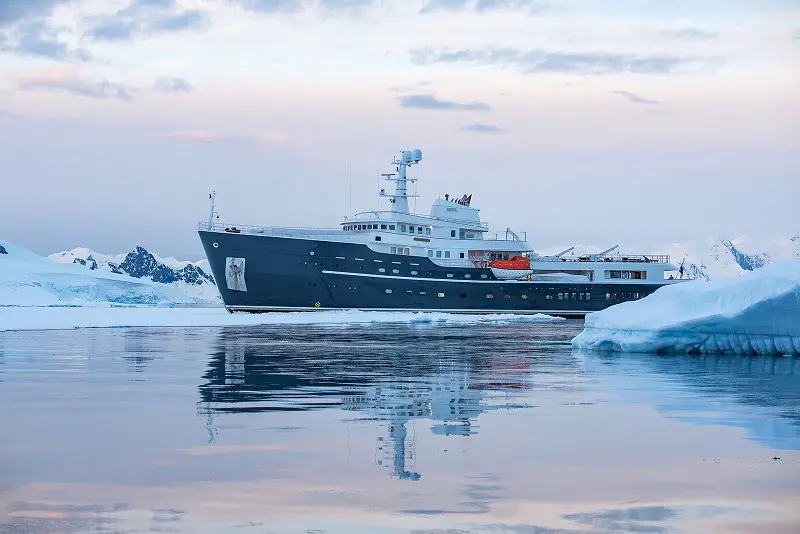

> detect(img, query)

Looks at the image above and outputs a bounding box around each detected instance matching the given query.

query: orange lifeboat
[489,256,534,280]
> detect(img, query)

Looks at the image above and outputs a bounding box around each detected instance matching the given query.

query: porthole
[212,242,219,248]
[486,294,494,299]
[437,292,445,298]
[446,273,453,278]
[480,274,488,279]
[464,274,471,278]
[385,289,393,294]
[379,268,386,273]
[406,290,413,295]
[309,251,315,255]
[410,270,418,275]
[392,269,399,274]
[504,294,511,299]
[420,291,427,295]
[521,294,528,300]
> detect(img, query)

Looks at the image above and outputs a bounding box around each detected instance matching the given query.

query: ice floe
[0,307,563,332]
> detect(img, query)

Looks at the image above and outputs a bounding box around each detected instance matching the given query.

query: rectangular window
[401,224,407,232]
[444,251,450,258]
[381,224,387,230]
[425,228,431,235]
[586,293,591,300]
[389,225,396,230]
[558,293,563,300]
[436,251,442,258]
[417,227,422,234]
[404,248,410,255]
[450,230,456,238]
[459,252,465,258]
[391,247,396,254]
[428,250,433,257]
[409,226,415,233]
[571,293,577,300]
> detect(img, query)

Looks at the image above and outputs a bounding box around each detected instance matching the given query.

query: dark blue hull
[199,230,668,316]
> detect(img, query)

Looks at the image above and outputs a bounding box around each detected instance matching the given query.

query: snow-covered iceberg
[572,259,800,355]
[0,240,205,307]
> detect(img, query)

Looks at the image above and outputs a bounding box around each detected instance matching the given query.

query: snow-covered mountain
[658,234,799,281]
[1,240,218,307]
[49,245,219,303]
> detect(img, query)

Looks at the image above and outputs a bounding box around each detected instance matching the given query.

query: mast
[379,149,421,215]
[207,191,216,230]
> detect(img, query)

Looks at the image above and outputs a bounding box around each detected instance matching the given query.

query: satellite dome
[412,149,422,162]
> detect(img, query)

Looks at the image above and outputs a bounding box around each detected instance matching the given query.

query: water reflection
[580,352,800,450]
[198,323,582,480]
[2,323,800,534]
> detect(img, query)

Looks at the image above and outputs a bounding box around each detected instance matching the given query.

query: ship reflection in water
[1,322,799,534]
[197,324,565,482]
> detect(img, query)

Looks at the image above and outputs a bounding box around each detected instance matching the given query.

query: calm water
[1,320,799,534]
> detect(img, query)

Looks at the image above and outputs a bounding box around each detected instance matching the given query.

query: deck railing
[536,254,671,264]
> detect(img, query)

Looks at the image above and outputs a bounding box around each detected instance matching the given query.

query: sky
[1,0,798,259]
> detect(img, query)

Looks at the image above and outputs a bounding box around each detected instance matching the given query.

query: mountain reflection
[197,323,582,479]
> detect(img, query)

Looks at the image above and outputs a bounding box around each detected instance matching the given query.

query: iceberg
[572,259,800,355]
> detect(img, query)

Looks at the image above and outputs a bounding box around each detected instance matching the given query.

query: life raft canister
[488,255,531,270]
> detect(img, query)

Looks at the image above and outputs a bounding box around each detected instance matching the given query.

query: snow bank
[0,240,199,307]
[0,307,563,332]
[572,259,800,355]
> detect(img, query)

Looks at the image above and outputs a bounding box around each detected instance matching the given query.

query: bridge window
[417,227,422,234]
[409,226,415,233]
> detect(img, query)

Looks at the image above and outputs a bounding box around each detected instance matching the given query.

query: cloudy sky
[1,0,798,258]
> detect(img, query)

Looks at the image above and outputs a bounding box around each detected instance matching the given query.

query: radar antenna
[379,149,422,214]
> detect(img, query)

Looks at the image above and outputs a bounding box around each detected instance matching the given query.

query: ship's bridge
[429,198,482,228]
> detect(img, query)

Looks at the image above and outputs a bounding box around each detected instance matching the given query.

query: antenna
[349,158,352,218]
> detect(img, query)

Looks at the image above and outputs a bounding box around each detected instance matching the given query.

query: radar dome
[412,149,422,162]
[402,150,414,163]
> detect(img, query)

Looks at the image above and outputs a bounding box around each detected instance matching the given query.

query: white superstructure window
[444,251,450,258]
